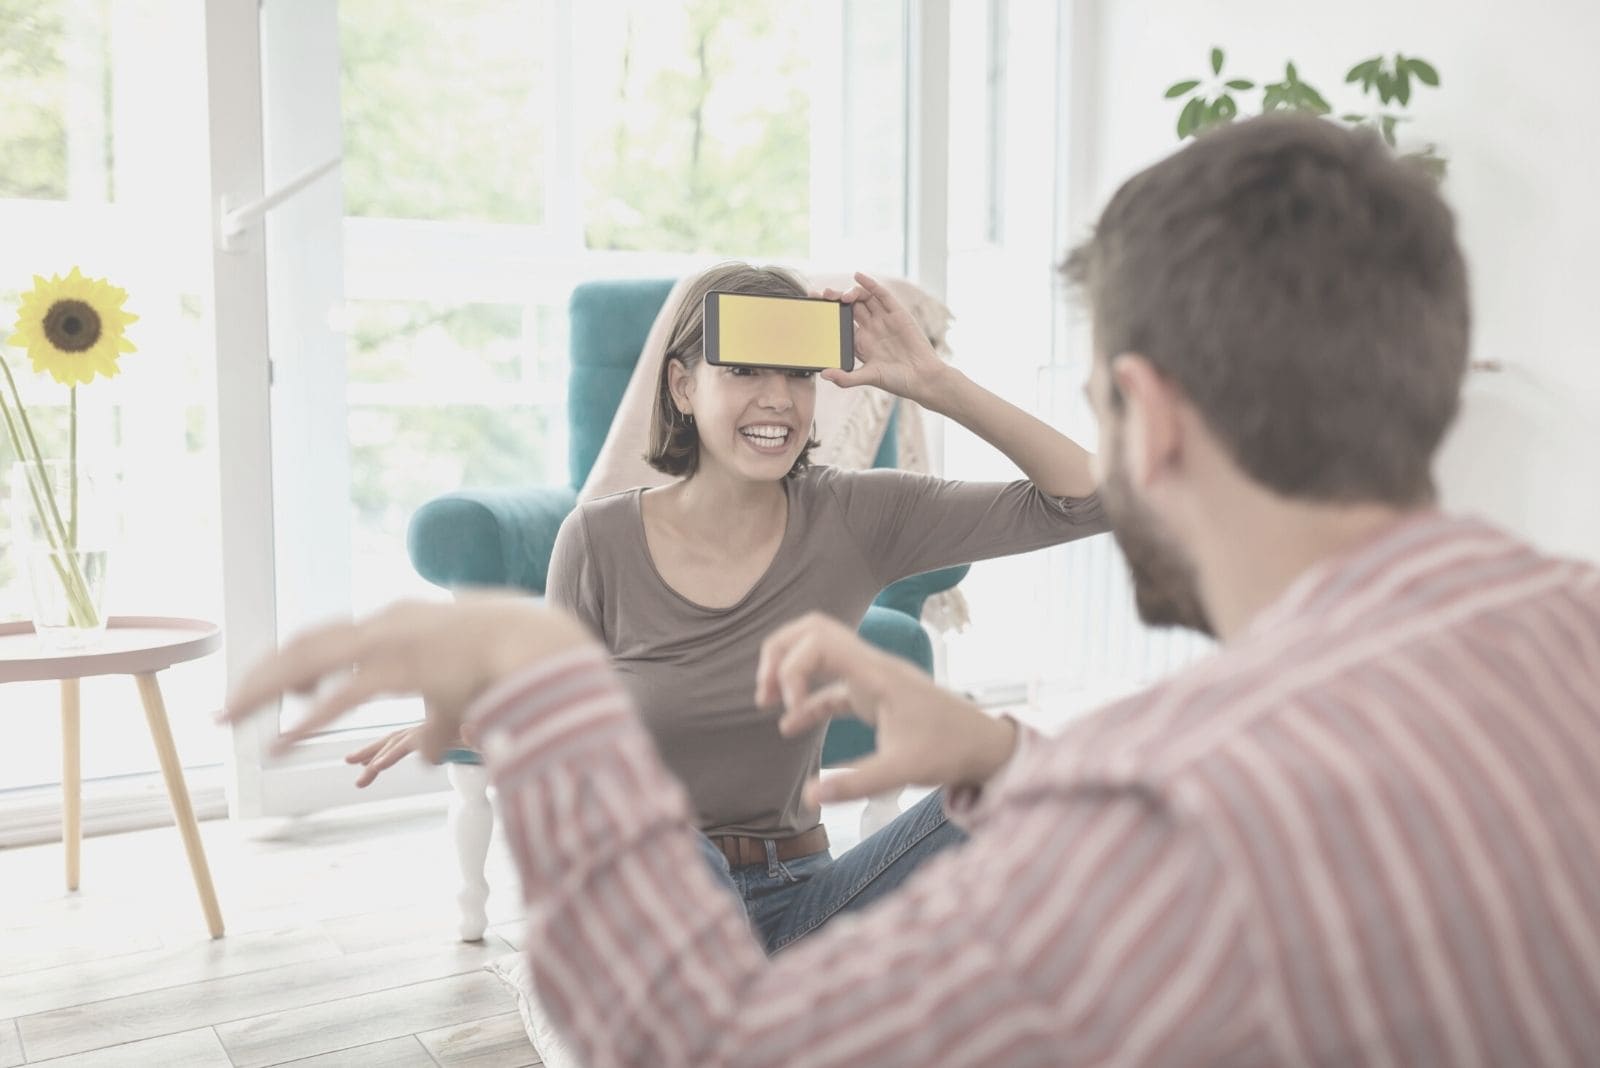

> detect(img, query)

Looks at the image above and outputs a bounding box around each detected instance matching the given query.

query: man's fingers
[270,670,394,756]
[778,681,856,736]
[774,633,826,712]
[222,619,366,724]
[806,754,912,805]
[756,614,831,705]
[755,613,870,710]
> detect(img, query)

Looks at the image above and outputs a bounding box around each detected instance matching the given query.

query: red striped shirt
[470,512,1600,1066]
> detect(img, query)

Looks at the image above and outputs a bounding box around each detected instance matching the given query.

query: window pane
[345,300,550,388]
[344,299,562,620]
[0,0,109,202]
[841,0,907,264]
[338,0,545,223]
[576,1,814,256]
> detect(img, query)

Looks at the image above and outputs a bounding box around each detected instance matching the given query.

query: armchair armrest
[871,563,970,620]
[406,484,579,595]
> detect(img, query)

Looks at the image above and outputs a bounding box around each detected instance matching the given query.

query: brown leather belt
[709,826,830,868]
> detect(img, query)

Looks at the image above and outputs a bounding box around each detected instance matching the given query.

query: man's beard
[1099,451,1215,638]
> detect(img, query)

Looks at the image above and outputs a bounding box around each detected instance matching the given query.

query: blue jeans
[695,789,966,955]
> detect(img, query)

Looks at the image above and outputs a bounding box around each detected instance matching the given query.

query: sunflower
[8,267,138,386]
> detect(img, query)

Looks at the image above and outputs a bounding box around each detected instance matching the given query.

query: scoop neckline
[632,479,798,613]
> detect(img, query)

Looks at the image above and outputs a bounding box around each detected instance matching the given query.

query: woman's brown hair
[644,262,822,478]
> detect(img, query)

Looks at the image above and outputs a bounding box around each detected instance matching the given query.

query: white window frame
[207,0,923,818]
[1038,0,1212,710]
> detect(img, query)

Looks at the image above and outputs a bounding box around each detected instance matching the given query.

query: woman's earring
[684,412,695,426]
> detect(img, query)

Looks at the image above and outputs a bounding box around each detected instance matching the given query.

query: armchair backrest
[566,279,678,490]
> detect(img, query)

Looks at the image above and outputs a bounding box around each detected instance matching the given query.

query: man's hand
[221,594,595,761]
[755,613,1018,806]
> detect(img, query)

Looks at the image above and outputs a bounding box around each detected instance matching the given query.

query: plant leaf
[1166,79,1201,98]
[1300,84,1332,113]
[1178,96,1204,138]
[1216,95,1238,121]
[1376,71,1395,104]
[1226,78,1255,90]
[1211,47,1224,75]
[1407,58,1440,86]
[1345,58,1377,83]
[1263,85,1284,111]
[1396,70,1411,106]
[1380,115,1398,146]
[1286,60,1299,83]
[1340,112,1366,123]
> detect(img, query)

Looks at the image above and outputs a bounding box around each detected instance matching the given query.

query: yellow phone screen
[711,292,845,370]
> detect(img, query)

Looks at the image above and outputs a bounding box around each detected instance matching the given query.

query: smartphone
[703,291,855,373]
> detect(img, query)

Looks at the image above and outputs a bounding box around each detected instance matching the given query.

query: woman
[352,262,1105,953]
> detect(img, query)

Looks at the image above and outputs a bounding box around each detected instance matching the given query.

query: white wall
[1080,0,1600,562]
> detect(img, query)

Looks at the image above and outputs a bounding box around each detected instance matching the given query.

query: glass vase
[7,460,115,649]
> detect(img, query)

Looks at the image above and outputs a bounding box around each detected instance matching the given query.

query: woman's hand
[345,725,435,788]
[221,593,596,762]
[819,273,955,409]
[823,272,1098,498]
[755,613,1018,805]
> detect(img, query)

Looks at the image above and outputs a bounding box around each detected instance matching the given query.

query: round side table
[0,616,226,939]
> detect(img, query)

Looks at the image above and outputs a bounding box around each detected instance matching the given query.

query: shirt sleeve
[827,468,1109,587]
[469,652,1261,1068]
[545,508,605,641]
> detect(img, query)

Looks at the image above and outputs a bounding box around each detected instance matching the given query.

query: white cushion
[485,951,585,1068]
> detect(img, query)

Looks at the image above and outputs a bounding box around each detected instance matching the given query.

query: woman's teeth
[740,425,791,448]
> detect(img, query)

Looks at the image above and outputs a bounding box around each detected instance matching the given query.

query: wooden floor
[0,793,540,1067]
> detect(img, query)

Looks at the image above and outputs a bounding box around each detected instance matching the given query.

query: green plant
[1164,48,1446,177]
[1164,48,1257,138]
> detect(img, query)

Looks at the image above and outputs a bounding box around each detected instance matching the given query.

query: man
[229,115,1600,1065]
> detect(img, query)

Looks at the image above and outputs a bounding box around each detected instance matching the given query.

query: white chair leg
[860,787,902,840]
[447,762,493,942]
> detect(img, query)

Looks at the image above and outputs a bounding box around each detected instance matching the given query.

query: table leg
[61,677,81,892]
[134,672,224,939]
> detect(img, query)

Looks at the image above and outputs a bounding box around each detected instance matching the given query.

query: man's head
[1066,114,1471,632]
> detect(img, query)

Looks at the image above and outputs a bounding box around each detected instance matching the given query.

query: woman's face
[673,360,818,482]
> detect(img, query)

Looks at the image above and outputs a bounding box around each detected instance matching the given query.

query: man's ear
[667,358,694,415]
[1109,353,1183,489]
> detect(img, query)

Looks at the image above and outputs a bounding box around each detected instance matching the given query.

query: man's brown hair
[1063,114,1470,506]
[645,262,820,478]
